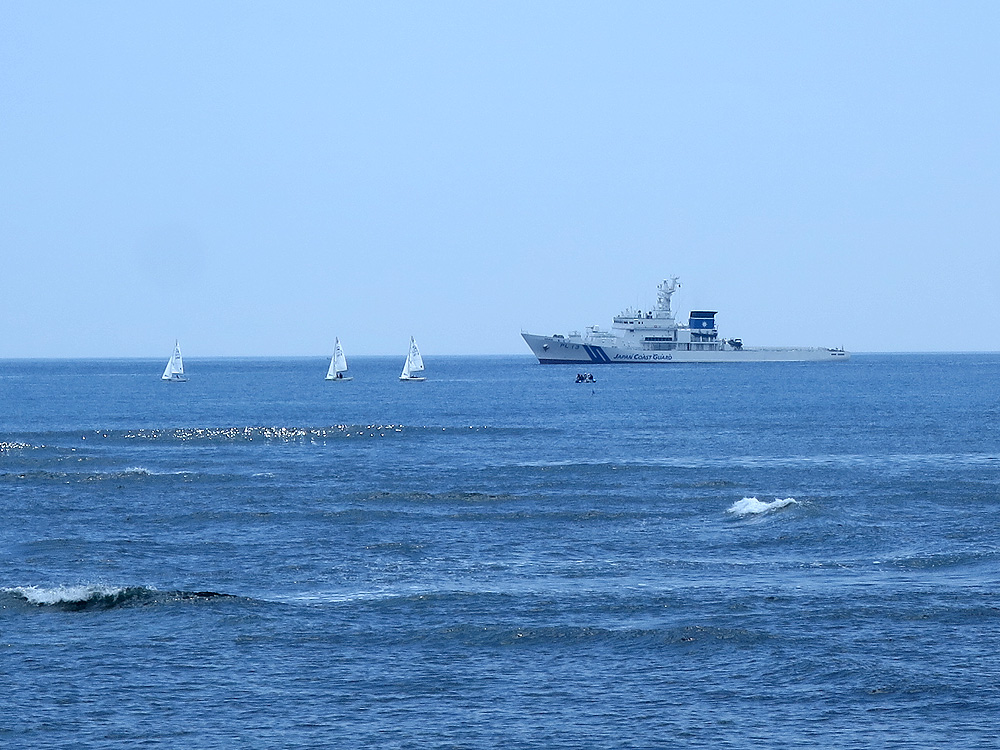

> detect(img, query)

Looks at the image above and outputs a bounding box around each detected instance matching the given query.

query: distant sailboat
[399,337,426,381]
[325,337,353,381]
[161,340,188,382]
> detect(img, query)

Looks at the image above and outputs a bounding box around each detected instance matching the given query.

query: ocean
[2,354,999,748]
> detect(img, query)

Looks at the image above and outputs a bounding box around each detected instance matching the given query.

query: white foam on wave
[727,496,798,516]
[0,440,33,451]
[118,467,193,477]
[5,584,130,605]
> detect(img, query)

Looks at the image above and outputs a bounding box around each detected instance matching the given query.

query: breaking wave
[727,497,798,516]
[1,466,197,484]
[2,585,236,611]
[8,424,532,445]
[82,467,194,481]
[0,440,34,452]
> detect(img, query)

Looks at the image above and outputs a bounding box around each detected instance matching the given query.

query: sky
[2,1,998,357]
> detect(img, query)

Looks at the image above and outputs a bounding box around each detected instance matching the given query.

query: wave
[727,496,798,516]
[0,466,197,484]
[117,466,194,478]
[516,453,1000,471]
[0,440,34,452]
[119,424,539,442]
[2,585,236,611]
[6,424,543,446]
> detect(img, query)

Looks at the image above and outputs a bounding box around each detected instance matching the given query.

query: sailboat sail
[400,337,425,380]
[326,338,352,380]
[161,340,187,381]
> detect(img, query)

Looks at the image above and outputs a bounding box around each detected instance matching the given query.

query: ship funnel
[689,311,718,341]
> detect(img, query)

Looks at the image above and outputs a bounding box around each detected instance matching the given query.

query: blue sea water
[2,354,999,749]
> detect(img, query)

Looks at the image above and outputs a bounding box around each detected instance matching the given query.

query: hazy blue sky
[2,1,998,357]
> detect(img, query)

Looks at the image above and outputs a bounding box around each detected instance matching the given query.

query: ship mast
[655,277,680,319]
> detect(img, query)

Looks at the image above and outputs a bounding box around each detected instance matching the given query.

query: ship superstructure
[521,277,849,364]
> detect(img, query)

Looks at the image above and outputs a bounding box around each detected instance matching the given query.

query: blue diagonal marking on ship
[582,345,611,363]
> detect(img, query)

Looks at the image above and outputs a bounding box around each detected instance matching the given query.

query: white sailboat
[399,337,426,381]
[325,337,353,381]
[161,340,188,382]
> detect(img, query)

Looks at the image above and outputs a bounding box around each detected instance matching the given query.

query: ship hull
[522,333,849,364]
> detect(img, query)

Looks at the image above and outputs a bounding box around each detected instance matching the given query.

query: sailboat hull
[325,375,353,381]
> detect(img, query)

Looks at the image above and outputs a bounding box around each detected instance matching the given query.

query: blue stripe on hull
[539,349,611,365]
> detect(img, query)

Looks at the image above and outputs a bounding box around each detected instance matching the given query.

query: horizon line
[2,350,1000,362]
